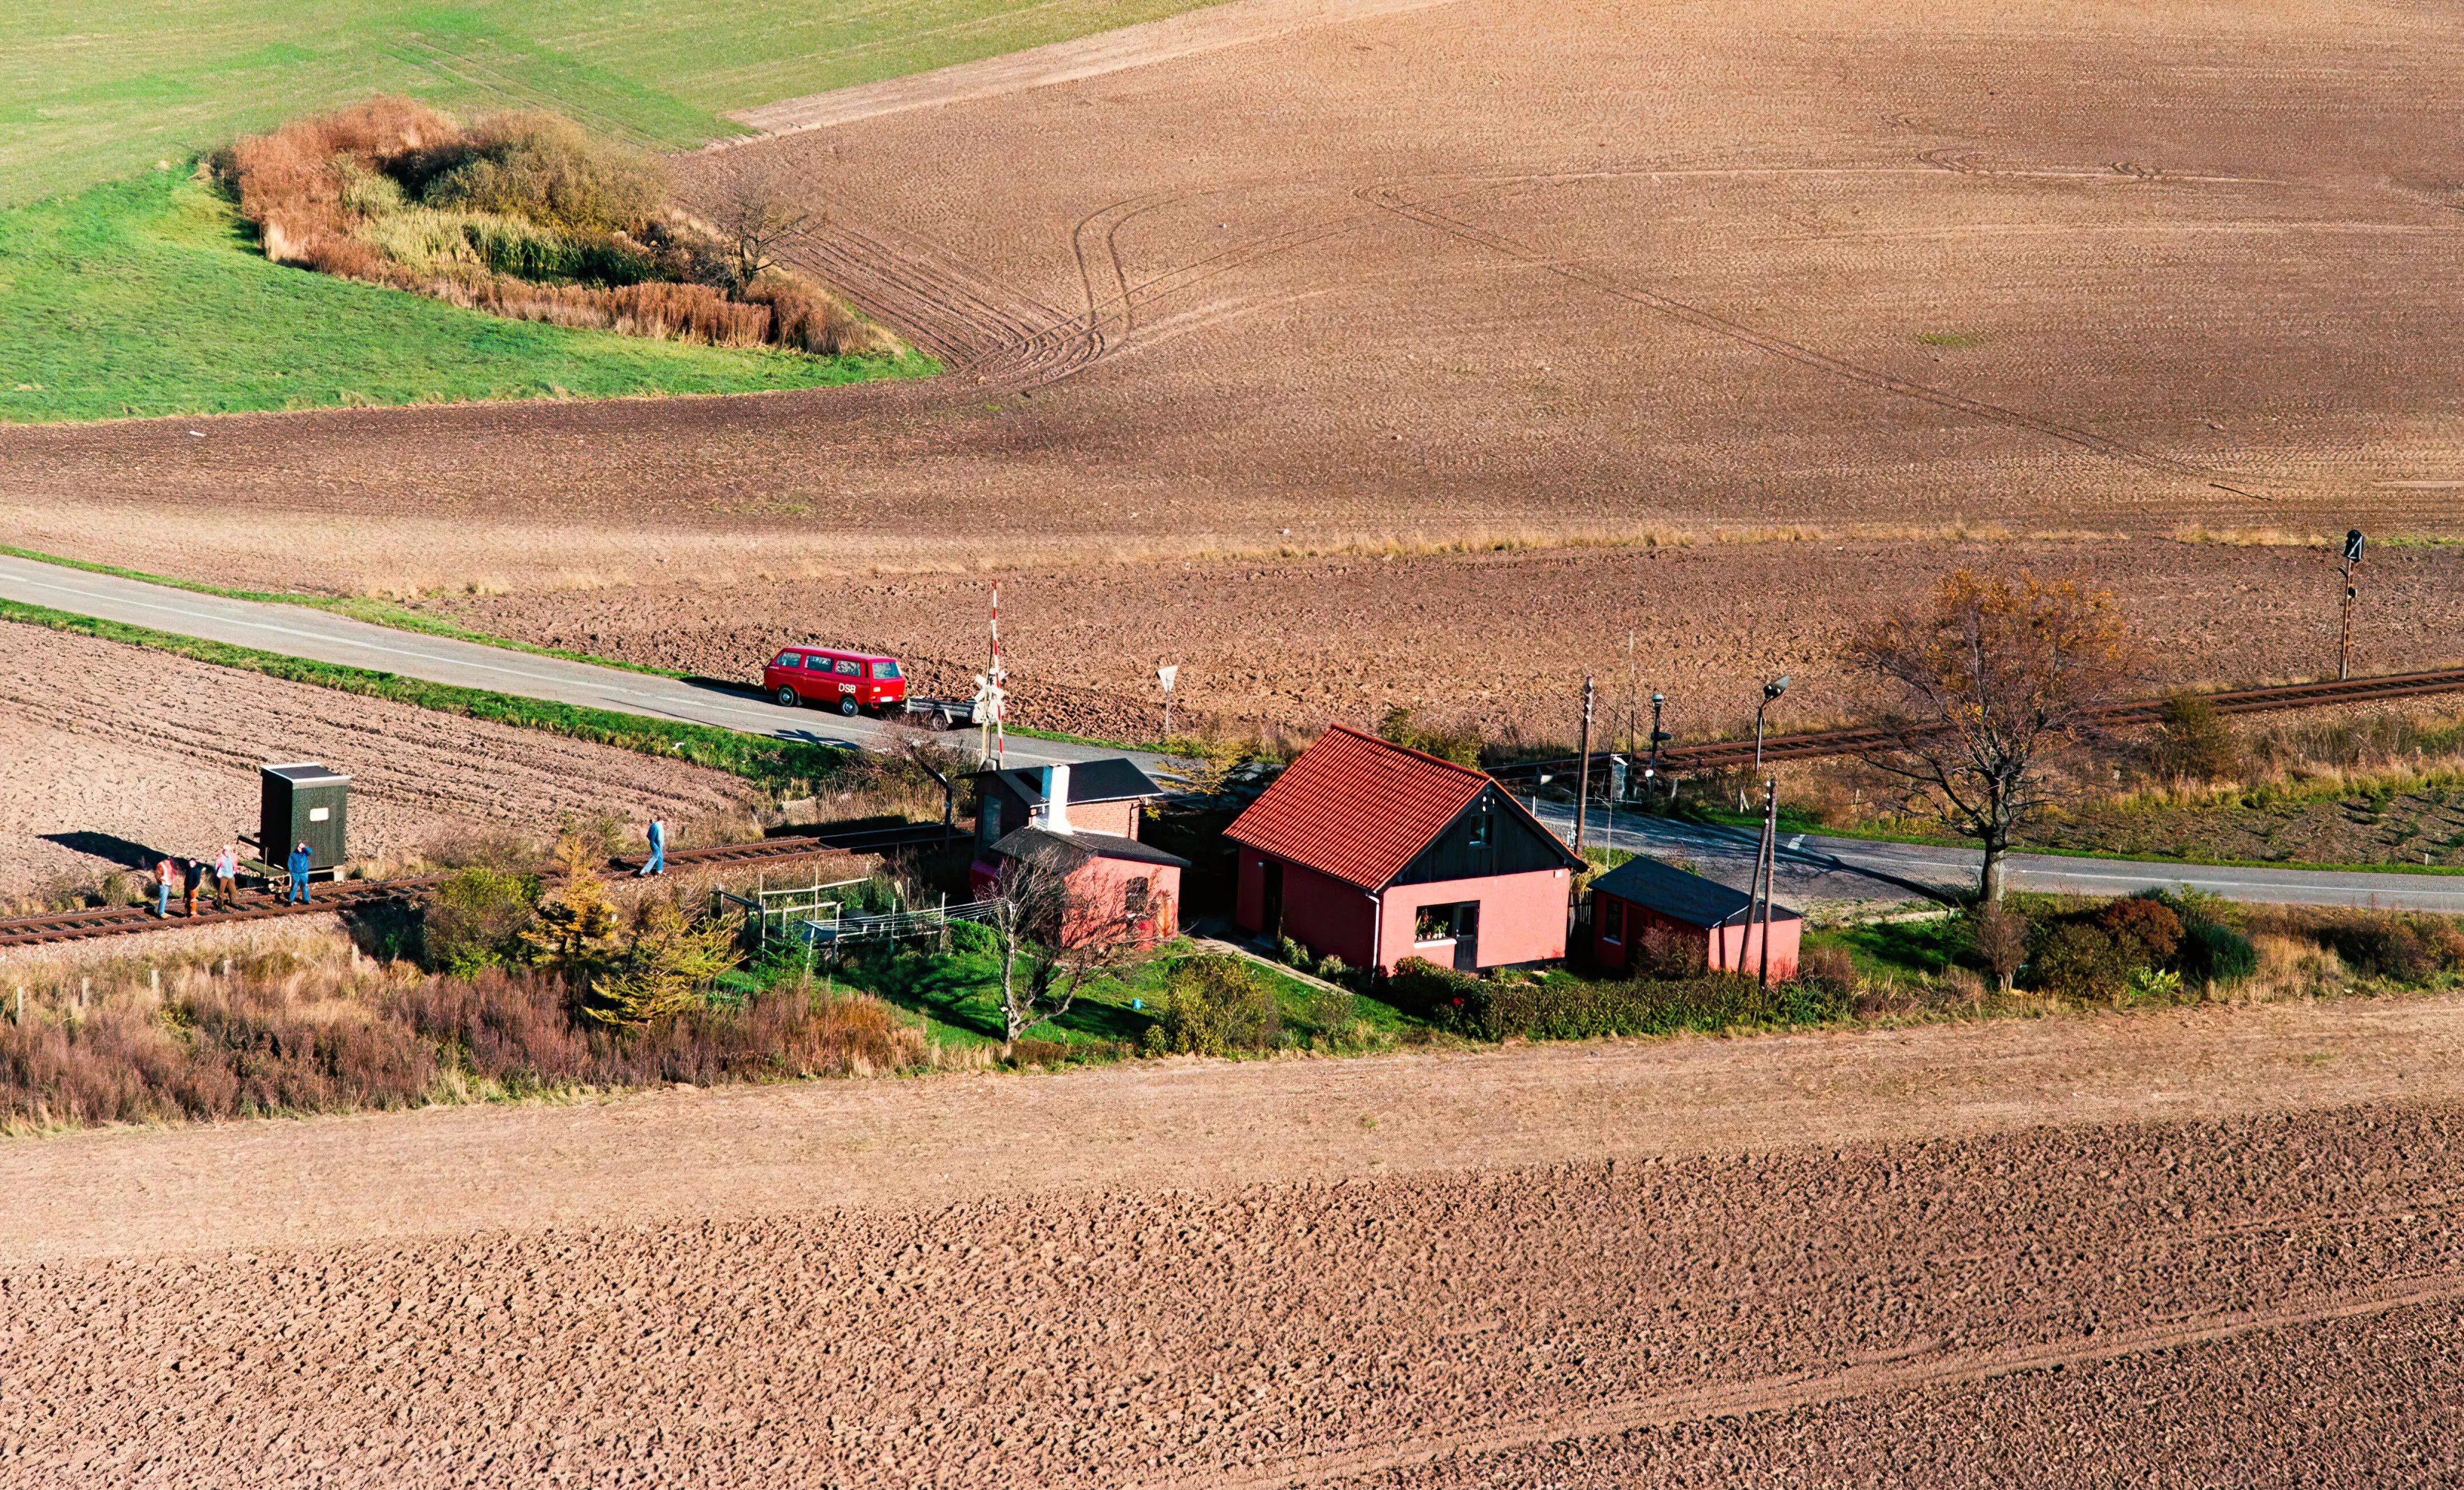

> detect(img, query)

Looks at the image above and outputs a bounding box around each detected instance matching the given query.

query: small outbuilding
[1223,725,1582,975]
[970,759,1187,944]
[1588,854,1802,978]
[260,762,348,880]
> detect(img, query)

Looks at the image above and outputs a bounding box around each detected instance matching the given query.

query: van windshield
[872,661,902,679]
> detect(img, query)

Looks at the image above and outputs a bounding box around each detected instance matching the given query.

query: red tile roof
[1224,725,1493,889]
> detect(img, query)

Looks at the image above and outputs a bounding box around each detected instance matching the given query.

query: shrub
[2151,693,2238,780]
[2030,921,2131,1000]
[1375,707,1482,767]
[584,900,743,1026]
[420,111,669,235]
[2327,917,2436,984]
[1484,973,1849,1042]
[1965,904,2030,990]
[1795,944,1857,992]
[424,866,538,976]
[2178,921,2258,987]
[2099,896,2184,966]
[1386,955,1488,1030]
[1144,955,1280,1056]
[1630,921,1708,980]
[1304,982,1358,1036]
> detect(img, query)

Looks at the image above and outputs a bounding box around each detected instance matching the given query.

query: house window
[1468,811,1491,848]
[1125,877,1151,916]
[1415,902,1473,943]
[1602,898,1623,945]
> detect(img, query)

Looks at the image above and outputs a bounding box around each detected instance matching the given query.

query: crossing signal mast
[975,583,1008,765]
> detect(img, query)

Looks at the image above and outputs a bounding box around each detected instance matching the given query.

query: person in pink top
[153,857,178,918]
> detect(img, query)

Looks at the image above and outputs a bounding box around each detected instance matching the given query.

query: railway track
[1490,667,2464,782]
[0,825,968,952]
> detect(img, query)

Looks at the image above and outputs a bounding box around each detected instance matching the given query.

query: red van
[764,646,908,716]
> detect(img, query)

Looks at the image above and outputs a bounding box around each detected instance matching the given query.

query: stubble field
[5,998,2463,1486]
[4,0,2458,733]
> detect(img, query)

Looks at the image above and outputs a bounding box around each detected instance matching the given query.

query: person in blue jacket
[287,840,313,904]
[637,818,666,877]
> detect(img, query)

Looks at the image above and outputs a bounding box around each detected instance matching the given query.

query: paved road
[1536,799,2464,914]
[0,555,1136,770]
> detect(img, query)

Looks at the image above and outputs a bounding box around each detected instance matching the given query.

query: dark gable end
[1391,783,1580,886]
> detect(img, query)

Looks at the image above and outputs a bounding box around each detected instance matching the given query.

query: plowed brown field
[3,0,2457,680]
[432,537,2464,739]
[0,623,758,892]
[5,997,2463,1486]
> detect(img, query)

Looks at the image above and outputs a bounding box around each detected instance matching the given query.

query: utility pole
[2339,528,2364,682]
[1623,631,1640,758]
[1756,777,1779,990]
[1574,676,1596,855]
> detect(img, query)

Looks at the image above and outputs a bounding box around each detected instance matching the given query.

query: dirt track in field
[0,621,758,893]
[5,997,2463,1486]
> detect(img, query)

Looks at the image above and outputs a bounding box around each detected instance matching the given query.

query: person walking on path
[636,818,667,878]
[287,840,313,905]
[153,857,177,918]
[182,856,206,917]
[213,844,239,912]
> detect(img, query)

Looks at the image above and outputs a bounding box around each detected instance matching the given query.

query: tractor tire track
[1184,1272,2464,1489]
[1355,177,2238,483]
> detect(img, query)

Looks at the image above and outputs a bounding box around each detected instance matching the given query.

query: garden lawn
[2,0,1224,205]
[840,937,1405,1053]
[0,174,932,424]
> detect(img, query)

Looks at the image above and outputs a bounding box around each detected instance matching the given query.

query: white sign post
[1157,664,1179,737]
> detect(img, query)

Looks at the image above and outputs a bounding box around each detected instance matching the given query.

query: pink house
[1222,725,1582,975]
[969,759,1188,945]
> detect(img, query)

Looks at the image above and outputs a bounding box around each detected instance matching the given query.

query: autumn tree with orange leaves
[1851,570,2146,906]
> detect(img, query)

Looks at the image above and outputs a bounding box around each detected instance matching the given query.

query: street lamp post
[1753,676,1790,774]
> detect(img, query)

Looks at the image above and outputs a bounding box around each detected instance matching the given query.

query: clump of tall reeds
[213,97,899,358]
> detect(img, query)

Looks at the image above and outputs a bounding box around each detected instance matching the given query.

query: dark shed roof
[974,759,1161,806]
[1592,855,1802,929]
[989,826,1191,871]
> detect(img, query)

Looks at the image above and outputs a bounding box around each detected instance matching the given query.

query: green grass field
[4,0,1222,206]
[0,172,938,422]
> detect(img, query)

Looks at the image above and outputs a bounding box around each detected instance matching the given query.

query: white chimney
[1041,763,1073,834]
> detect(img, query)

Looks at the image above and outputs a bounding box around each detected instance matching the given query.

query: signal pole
[2339,528,2364,681]
[1574,676,1596,855]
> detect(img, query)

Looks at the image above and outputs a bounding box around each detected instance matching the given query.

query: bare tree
[1851,569,2145,906]
[980,842,1153,1056]
[710,162,815,287]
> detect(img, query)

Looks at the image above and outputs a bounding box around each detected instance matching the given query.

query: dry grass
[2169,526,2333,548]
[0,928,948,1133]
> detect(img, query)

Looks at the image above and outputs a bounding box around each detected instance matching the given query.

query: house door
[1260,860,1284,940]
[1451,903,1479,972]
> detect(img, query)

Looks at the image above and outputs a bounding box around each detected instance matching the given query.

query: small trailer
[901,695,980,731]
